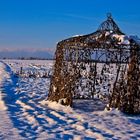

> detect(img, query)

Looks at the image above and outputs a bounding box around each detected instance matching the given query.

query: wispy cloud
[62,13,98,21]
[50,11,100,21]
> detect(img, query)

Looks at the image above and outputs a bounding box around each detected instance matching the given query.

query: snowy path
[0,62,24,140]
[0,60,140,140]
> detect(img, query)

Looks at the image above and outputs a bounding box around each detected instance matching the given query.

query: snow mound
[0,63,8,111]
[40,100,73,113]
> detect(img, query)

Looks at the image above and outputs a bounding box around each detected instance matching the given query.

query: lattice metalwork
[48,14,140,114]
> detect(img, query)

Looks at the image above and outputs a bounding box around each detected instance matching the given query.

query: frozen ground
[0,60,140,140]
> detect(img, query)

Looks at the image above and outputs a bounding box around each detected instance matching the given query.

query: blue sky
[0,0,140,51]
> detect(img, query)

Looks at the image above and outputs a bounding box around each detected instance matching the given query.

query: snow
[0,61,24,140]
[111,34,140,46]
[0,60,139,140]
[72,35,83,37]
[40,100,73,114]
[104,31,140,46]
[112,34,130,45]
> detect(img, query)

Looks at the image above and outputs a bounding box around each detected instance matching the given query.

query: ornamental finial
[107,13,112,19]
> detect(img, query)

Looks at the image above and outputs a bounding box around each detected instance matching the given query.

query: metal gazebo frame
[48,14,140,114]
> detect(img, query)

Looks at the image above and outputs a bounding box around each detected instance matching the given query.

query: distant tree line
[2,57,55,60]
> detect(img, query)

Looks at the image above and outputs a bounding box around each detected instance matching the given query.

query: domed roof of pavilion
[97,13,123,34]
[58,14,140,48]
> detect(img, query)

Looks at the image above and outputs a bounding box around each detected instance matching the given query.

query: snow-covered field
[0,60,140,140]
